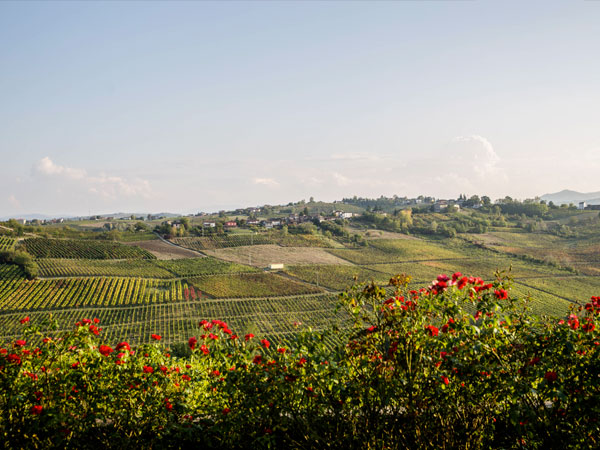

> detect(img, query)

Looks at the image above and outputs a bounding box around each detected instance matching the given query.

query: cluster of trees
[0,249,38,279]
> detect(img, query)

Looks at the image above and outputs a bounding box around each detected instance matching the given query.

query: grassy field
[328,239,464,264]
[284,264,389,290]
[187,272,323,298]
[203,244,351,267]
[469,230,600,271]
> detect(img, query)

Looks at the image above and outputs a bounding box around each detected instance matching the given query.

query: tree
[135,222,149,232]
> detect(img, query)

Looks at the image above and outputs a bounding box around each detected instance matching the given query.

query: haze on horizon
[1,0,599,217]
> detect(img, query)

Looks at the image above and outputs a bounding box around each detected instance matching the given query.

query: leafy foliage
[20,238,155,260]
[1,274,598,448]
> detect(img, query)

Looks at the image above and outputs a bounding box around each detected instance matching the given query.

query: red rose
[494,289,508,300]
[260,339,270,348]
[115,342,130,351]
[441,376,449,385]
[143,365,154,374]
[20,316,30,324]
[425,325,439,337]
[151,334,162,341]
[245,333,254,341]
[544,371,557,383]
[582,322,595,332]
[568,314,579,330]
[188,337,197,350]
[31,405,43,415]
[99,345,113,356]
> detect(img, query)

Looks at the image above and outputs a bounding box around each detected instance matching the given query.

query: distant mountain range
[0,212,180,221]
[540,190,600,206]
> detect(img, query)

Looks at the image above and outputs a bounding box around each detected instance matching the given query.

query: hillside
[541,189,600,205]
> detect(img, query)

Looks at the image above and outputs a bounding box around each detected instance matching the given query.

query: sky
[1,0,599,217]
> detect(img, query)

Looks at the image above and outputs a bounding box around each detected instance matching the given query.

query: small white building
[579,201,587,210]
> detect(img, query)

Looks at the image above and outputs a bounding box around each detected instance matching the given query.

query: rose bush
[0,273,598,448]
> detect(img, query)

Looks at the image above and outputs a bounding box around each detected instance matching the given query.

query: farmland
[36,257,256,279]
[0,276,189,311]
[0,293,344,346]
[203,244,351,267]
[2,206,600,348]
[20,238,155,259]
[0,237,16,251]
[285,264,389,290]
[187,272,323,298]
[171,232,333,251]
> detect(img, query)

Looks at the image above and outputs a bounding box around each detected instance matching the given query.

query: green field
[37,259,174,278]
[0,293,345,346]
[0,275,188,310]
[36,257,257,279]
[20,238,155,259]
[154,258,258,277]
[328,239,464,264]
[3,213,600,348]
[171,233,332,250]
[0,237,16,251]
[285,264,389,290]
[187,272,323,298]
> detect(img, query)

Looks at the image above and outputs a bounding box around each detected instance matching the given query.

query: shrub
[0,249,38,279]
[1,275,598,448]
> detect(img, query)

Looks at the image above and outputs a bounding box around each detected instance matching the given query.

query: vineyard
[0,275,189,311]
[285,264,389,290]
[35,257,256,279]
[37,259,174,278]
[328,240,464,265]
[154,258,258,277]
[187,272,324,298]
[0,237,16,251]
[170,233,332,250]
[0,293,344,346]
[20,238,155,259]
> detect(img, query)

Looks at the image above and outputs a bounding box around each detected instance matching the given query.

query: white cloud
[34,156,86,179]
[329,152,384,163]
[8,194,20,208]
[332,172,351,187]
[32,157,152,199]
[253,177,280,188]
[447,135,501,178]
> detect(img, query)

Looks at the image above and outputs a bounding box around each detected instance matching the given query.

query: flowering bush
[1,273,598,449]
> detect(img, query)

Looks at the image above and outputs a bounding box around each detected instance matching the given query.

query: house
[203,222,216,228]
[224,221,237,228]
[579,202,587,210]
[247,220,260,226]
[433,201,448,213]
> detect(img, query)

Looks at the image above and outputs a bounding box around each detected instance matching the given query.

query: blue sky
[1,1,599,216]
